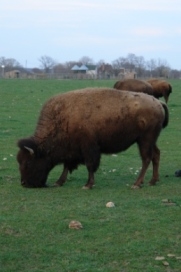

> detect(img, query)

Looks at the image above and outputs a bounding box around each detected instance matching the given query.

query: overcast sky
[1,0,181,69]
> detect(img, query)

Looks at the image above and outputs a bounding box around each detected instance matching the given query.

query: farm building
[5,70,21,79]
[97,64,114,79]
[118,68,137,79]
[71,64,88,74]
[71,64,97,79]
[4,67,36,79]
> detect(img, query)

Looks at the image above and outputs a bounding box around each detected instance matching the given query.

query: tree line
[0,54,180,79]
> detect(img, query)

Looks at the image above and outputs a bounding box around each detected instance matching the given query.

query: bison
[113,79,154,96]
[147,78,172,103]
[17,88,169,189]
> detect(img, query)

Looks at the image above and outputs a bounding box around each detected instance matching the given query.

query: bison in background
[113,79,154,96]
[17,88,169,189]
[147,78,172,103]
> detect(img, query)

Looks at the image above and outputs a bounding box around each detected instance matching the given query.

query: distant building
[71,64,88,74]
[71,64,97,78]
[118,68,137,79]
[97,64,114,79]
[4,68,44,79]
[5,69,21,78]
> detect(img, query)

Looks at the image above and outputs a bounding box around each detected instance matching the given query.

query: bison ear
[17,138,37,155]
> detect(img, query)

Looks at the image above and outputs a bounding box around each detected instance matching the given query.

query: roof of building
[79,65,88,71]
[71,64,89,71]
[71,65,80,71]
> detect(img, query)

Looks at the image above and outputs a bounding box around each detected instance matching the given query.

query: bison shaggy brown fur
[113,79,154,96]
[17,88,169,189]
[147,78,172,103]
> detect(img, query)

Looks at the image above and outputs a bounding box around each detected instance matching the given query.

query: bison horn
[24,146,34,155]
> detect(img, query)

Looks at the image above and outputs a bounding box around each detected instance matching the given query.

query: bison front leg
[81,142,101,189]
[82,171,95,189]
[163,93,169,104]
[55,165,69,186]
[149,145,160,186]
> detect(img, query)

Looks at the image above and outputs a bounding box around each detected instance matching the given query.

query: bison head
[17,138,52,188]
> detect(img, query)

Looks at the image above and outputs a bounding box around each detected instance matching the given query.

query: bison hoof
[82,185,91,190]
[54,182,63,187]
[149,181,156,186]
[131,185,141,189]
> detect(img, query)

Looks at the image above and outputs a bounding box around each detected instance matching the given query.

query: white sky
[1,0,181,69]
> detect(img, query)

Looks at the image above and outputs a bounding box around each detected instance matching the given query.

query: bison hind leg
[149,145,160,185]
[133,141,153,187]
[134,141,160,187]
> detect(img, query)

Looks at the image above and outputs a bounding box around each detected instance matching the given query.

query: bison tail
[161,102,169,128]
[169,84,172,93]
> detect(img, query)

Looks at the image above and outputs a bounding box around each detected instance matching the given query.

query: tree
[112,54,137,71]
[64,61,78,70]
[79,56,94,65]
[39,55,56,73]
[0,57,21,69]
[146,59,157,77]
[112,57,126,76]
[96,59,105,66]
[155,59,170,78]
[170,69,181,79]
[127,53,137,69]
[135,56,146,77]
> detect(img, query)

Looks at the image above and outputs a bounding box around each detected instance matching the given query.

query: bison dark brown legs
[164,95,168,104]
[82,171,95,189]
[132,143,160,189]
[81,143,100,189]
[21,180,25,186]
[149,145,160,185]
[132,159,151,189]
[55,165,69,186]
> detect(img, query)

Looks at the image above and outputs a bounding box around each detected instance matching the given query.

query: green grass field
[0,79,181,272]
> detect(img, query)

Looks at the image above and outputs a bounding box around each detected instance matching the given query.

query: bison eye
[26,160,33,168]
[21,159,33,170]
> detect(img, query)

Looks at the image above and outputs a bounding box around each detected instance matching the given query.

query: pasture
[0,78,181,272]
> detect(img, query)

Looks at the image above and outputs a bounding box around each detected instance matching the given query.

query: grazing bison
[113,79,153,96]
[17,88,169,189]
[147,79,172,103]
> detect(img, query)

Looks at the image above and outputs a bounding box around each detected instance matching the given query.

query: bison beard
[16,88,169,189]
